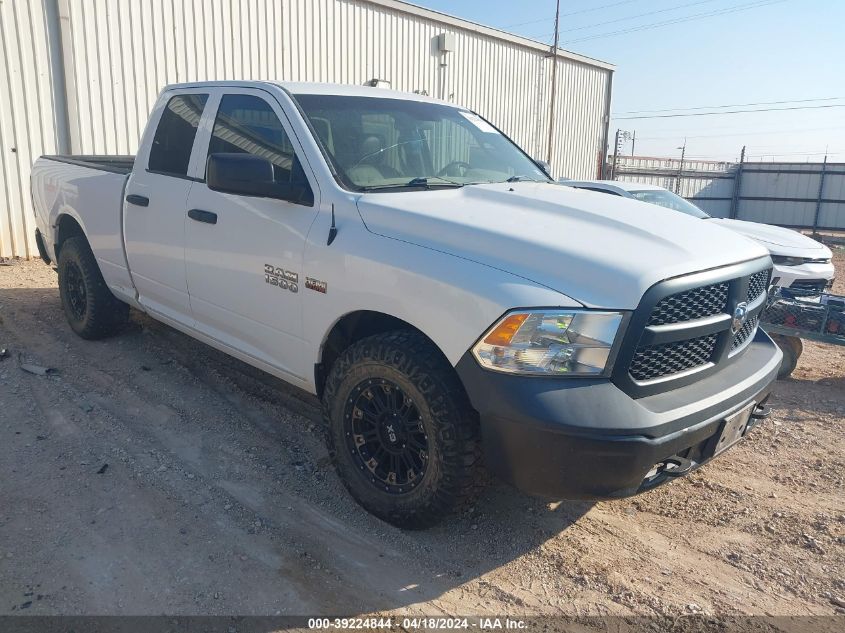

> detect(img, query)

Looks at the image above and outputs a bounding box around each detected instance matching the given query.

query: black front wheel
[771,334,802,379]
[322,331,481,529]
[58,236,129,339]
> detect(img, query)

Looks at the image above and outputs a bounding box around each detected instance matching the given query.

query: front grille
[629,334,718,381]
[731,315,759,351]
[647,282,728,326]
[746,269,769,302]
[624,264,772,387]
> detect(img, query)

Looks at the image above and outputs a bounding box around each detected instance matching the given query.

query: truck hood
[356,183,770,309]
[707,218,831,257]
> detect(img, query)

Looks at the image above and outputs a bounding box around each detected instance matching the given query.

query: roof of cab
[162,80,453,106]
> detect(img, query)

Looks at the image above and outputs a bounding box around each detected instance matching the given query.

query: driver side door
[184,90,319,384]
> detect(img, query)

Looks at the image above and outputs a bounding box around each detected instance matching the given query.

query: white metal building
[1,0,614,258]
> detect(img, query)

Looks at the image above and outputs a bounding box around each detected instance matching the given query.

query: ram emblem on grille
[731,302,749,335]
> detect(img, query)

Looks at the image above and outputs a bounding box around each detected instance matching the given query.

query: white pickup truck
[32,81,781,528]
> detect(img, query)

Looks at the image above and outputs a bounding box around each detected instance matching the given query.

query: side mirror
[534,159,552,177]
[207,153,312,205]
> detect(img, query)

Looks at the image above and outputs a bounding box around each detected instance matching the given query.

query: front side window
[148,94,208,176]
[208,94,309,188]
[293,94,549,190]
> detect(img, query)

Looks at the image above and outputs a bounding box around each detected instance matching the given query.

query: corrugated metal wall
[1,0,613,258]
[615,156,845,230]
[0,0,59,259]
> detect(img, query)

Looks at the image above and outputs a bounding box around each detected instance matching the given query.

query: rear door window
[148,94,209,177]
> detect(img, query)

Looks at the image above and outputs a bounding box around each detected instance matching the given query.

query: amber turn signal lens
[483,313,529,346]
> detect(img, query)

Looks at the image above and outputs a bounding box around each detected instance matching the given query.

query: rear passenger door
[124,91,209,323]
[184,90,319,383]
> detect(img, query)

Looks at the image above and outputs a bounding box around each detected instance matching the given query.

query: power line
[746,150,843,157]
[615,96,844,116]
[615,103,845,120]
[526,0,746,43]
[562,0,786,44]
[745,142,842,149]
[633,125,845,141]
[504,0,639,28]
[526,31,556,43]
[559,0,724,34]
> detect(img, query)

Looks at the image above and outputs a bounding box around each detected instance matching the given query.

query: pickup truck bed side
[41,155,135,174]
[31,159,138,306]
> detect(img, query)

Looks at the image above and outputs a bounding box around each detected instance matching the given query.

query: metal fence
[614,156,845,231]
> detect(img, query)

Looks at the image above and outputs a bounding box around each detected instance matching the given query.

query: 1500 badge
[264,264,298,293]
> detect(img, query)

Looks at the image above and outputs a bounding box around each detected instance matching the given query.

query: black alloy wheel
[343,378,429,494]
[63,260,87,321]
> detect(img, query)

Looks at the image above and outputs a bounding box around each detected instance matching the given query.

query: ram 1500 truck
[31,81,782,528]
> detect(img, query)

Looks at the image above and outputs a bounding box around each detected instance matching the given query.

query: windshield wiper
[359,176,464,191]
[505,175,545,183]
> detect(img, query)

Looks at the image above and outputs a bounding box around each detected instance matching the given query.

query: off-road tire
[772,334,802,379]
[322,331,481,529]
[58,236,129,339]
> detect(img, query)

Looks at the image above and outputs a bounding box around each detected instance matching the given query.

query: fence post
[729,146,745,219]
[812,155,828,237]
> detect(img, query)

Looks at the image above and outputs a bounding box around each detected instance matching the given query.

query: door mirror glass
[207,153,313,204]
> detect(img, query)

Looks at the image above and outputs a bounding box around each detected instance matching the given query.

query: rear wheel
[58,236,129,339]
[322,331,480,529]
[771,334,802,379]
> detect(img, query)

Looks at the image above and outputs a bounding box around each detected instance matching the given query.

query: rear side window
[208,94,307,186]
[148,94,208,176]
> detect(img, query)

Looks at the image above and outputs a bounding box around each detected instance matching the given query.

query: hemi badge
[306,277,327,294]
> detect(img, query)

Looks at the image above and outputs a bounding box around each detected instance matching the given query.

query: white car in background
[562,180,835,293]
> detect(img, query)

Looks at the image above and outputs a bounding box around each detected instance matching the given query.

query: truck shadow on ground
[0,285,594,615]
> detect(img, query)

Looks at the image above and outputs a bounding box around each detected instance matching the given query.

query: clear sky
[410,0,844,163]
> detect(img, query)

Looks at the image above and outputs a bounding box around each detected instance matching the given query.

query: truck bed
[32,154,137,303]
[41,155,135,175]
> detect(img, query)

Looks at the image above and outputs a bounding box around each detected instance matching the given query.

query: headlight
[771,255,807,267]
[472,309,623,375]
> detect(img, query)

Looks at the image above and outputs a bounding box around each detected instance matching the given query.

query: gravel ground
[0,251,843,618]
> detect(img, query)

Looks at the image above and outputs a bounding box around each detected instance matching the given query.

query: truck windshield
[293,94,550,191]
[629,189,710,219]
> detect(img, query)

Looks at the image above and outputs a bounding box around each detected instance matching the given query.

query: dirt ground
[0,251,843,618]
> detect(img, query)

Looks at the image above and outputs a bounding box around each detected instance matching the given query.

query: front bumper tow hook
[660,455,695,478]
[750,403,771,420]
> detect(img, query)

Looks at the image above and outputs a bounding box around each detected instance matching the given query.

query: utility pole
[610,129,633,179]
[729,145,745,219]
[812,153,828,237]
[611,129,621,180]
[631,130,636,157]
[675,139,686,194]
[545,0,561,166]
